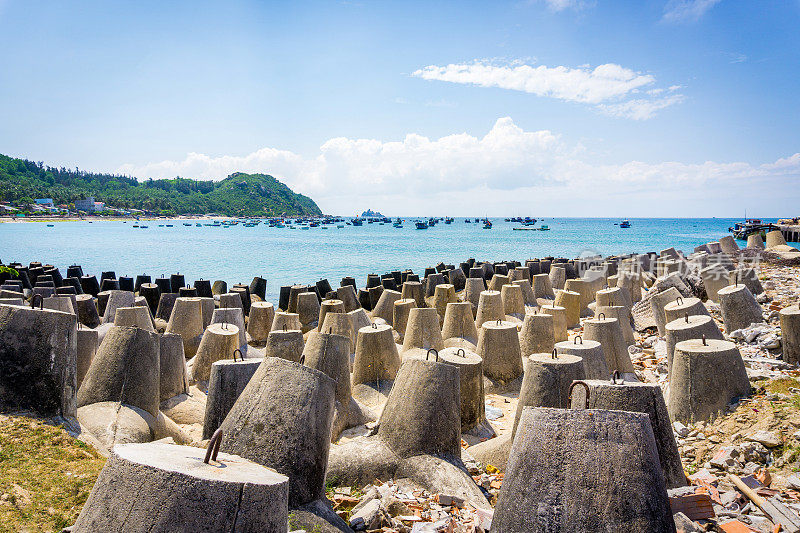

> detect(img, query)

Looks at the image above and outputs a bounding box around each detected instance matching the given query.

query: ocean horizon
[3,216,797,304]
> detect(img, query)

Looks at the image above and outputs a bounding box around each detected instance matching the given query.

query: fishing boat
[465,218,471,223]
[728,218,777,239]
[46,224,54,227]
[482,219,492,229]
[538,224,550,231]
[619,219,631,228]
[415,220,428,230]
[183,223,192,226]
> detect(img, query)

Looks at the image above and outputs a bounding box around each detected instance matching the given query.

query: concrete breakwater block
[78,325,161,417]
[477,320,523,386]
[114,305,155,332]
[410,347,485,433]
[211,307,248,354]
[519,311,555,356]
[303,330,367,440]
[336,284,361,312]
[554,289,580,327]
[76,327,98,389]
[664,315,723,374]
[569,377,685,489]
[72,442,289,533]
[166,297,205,357]
[160,332,188,402]
[247,301,275,345]
[441,301,479,349]
[501,283,525,320]
[327,357,490,509]
[555,336,609,379]
[668,338,750,423]
[352,323,401,386]
[512,352,585,432]
[320,311,356,351]
[781,304,800,365]
[219,357,335,509]
[540,304,568,342]
[317,299,343,332]
[392,298,415,342]
[650,286,682,336]
[296,291,321,333]
[718,284,764,334]
[0,304,78,417]
[371,288,401,326]
[582,316,635,374]
[191,323,241,384]
[203,356,263,439]
[401,307,444,359]
[491,407,674,532]
[101,290,135,324]
[475,290,504,328]
[663,296,710,324]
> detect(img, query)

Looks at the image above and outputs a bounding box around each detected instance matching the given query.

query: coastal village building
[74,197,104,212]
[74,197,95,212]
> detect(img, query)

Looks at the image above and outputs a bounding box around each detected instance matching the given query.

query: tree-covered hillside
[0,154,322,216]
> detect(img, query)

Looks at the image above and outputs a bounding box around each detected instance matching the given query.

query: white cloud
[412,60,684,119]
[413,61,654,105]
[598,94,686,120]
[662,0,721,23]
[117,117,800,216]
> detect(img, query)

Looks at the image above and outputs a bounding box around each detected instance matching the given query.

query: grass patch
[0,416,106,532]
[766,378,800,395]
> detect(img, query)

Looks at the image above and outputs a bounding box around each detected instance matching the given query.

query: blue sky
[1,0,798,216]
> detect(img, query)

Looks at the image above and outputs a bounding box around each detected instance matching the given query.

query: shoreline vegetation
[0,153,322,218]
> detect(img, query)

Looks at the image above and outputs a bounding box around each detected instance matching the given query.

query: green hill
[0,154,322,217]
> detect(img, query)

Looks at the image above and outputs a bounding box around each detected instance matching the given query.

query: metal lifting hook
[426,348,439,362]
[569,381,590,409]
[203,429,223,464]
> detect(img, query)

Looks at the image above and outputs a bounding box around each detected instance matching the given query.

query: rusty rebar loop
[598,312,606,321]
[574,335,582,344]
[426,348,439,362]
[298,354,305,365]
[31,294,43,309]
[552,348,558,359]
[685,312,690,323]
[204,428,223,464]
[702,334,707,346]
[676,296,683,306]
[611,370,623,385]
[221,322,228,330]
[233,348,243,362]
[569,381,590,409]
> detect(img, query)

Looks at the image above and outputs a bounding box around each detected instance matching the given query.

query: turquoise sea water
[1,217,796,304]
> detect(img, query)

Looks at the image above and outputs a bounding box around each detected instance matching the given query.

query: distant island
[360,209,384,218]
[0,154,322,217]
